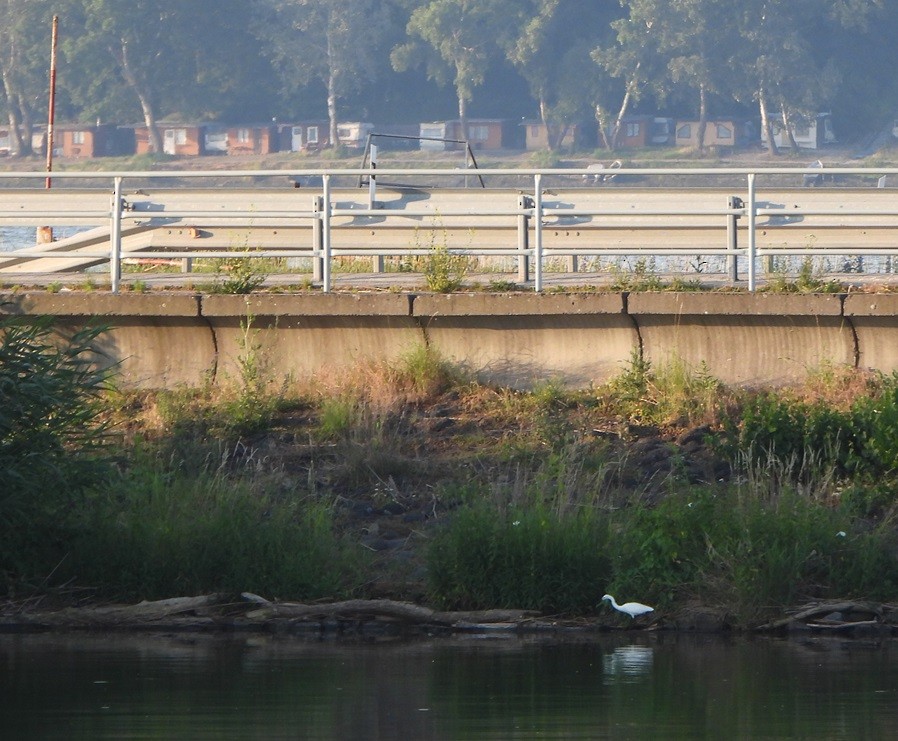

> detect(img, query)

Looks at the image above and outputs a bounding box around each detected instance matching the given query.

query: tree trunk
[759,88,779,155]
[595,105,611,150]
[782,108,800,150]
[609,63,640,150]
[327,71,338,148]
[1,68,28,156]
[326,29,338,148]
[697,83,708,151]
[539,93,553,150]
[457,91,467,139]
[117,39,162,153]
[16,91,34,155]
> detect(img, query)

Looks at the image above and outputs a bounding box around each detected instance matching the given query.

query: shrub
[0,316,115,587]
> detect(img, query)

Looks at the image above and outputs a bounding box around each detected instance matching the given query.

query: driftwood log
[2,593,541,632]
[756,601,898,632]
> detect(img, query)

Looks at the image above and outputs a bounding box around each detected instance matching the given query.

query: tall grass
[428,502,612,613]
[70,449,367,601]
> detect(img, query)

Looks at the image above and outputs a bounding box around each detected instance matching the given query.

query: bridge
[2,166,898,291]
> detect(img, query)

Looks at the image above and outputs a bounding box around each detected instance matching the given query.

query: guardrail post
[322,175,332,292]
[517,194,531,282]
[747,174,757,292]
[727,195,742,282]
[110,176,123,293]
[534,174,543,292]
[312,195,324,282]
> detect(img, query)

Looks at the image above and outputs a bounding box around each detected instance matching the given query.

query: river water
[1,632,896,739]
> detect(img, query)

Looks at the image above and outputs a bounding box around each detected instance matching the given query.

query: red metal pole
[45,15,58,190]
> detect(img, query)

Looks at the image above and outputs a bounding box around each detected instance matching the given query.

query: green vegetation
[4,317,898,626]
[209,248,270,294]
[417,220,473,293]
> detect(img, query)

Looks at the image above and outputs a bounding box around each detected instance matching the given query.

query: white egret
[601,594,654,619]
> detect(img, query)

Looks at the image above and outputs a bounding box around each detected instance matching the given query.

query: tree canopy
[0,0,892,153]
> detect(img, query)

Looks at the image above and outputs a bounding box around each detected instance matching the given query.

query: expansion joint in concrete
[621,291,644,363]
[839,293,861,368]
[407,294,431,349]
[195,294,219,384]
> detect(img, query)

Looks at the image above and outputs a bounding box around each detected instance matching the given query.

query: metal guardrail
[2,166,898,292]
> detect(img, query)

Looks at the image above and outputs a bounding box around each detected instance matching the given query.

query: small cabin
[762,113,835,150]
[522,120,585,151]
[135,124,206,156]
[419,119,511,151]
[675,118,752,149]
[226,124,278,156]
[612,116,675,148]
[277,122,330,152]
[336,122,374,149]
[366,124,420,150]
[0,126,48,156]
[56,124,135,158]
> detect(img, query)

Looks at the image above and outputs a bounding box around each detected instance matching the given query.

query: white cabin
[762,113,836,150]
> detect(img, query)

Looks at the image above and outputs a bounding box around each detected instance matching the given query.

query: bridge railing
[2,166,898,292]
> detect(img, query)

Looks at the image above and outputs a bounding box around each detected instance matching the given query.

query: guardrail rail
[1,166,898,292]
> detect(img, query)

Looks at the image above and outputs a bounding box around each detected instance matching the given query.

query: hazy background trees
[0,0,893,154]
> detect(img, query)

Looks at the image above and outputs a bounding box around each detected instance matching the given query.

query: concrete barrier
[628,293,854,385]
[199,294,421,385]
[413,293,634,388]
[1,290,890,390]
[844,293,898,374]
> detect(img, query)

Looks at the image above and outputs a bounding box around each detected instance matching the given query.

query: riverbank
[4,593,897,638]
[3,316,898,631]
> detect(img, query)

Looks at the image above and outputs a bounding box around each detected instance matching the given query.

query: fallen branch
[756,601,889,632]
[240,594,539,626]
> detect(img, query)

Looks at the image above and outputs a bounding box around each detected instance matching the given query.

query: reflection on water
[1,632,896,740]
[602,644,653,682]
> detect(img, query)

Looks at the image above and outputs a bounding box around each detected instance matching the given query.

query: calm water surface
[1,632,896,739]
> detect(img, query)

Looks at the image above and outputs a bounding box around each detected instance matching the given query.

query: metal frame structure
[2,165,898,293]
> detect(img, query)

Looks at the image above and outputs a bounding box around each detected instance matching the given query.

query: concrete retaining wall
[1,291,892,389]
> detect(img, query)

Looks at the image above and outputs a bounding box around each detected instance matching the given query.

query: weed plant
[415,219,472,292]
[209,247,269,294]
[598,351,725,428]
[764,255,845,293]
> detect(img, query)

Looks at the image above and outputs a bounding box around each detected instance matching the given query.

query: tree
[0,0,64,156]
[591,3,663,150]
[255,0,389,148]
[507,0,621,150]
[392,0,513,129]
[733,0,882,154]
[615,0,735,152]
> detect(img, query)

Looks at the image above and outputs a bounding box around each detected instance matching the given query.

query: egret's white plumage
[601,594,654,618]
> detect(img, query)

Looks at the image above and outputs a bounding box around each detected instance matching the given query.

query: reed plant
[70,447,367,600]
[427,501,612,613]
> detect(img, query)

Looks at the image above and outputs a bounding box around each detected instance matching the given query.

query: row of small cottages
[2,113,834,159]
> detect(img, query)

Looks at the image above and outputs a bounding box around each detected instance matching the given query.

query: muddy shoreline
[3,594,896,641]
